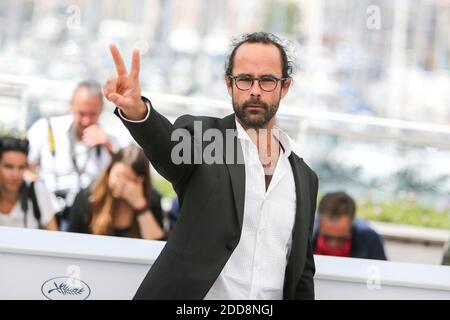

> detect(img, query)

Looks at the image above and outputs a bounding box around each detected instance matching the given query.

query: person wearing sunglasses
[312,191,387,260]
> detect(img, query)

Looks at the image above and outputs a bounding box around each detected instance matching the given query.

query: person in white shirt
[27,81,120,230]
[0,136,58,230]
[104,32,318,300]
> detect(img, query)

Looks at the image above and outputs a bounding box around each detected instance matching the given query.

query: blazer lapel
[218,114,246,230]
[287,154,312,279]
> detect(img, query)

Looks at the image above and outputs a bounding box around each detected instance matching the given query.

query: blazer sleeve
[149,190,164,228]
[114,97,196,189]
[369,230,388,260]
[295,170,319,300]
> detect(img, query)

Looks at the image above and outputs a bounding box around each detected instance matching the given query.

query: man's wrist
[117,97,151,123]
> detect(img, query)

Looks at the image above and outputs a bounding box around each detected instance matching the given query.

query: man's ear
[69,101,76,115]
[280,78,292,99]
[225,75,233,97]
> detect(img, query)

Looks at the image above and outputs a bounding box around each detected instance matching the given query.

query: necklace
[256,130,280,169]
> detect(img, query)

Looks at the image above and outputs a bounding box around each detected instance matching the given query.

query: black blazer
[115,99,319,300]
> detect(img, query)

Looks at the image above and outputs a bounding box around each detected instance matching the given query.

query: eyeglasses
[320,232,350,244]
[228,75,288,92]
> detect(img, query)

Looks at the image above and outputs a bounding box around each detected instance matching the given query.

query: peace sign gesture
[103,44,148,120]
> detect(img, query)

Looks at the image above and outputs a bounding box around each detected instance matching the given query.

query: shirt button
[226,243,234,251]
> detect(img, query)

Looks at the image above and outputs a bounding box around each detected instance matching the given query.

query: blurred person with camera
[27,80,120,230]
[0,136,58,230]
[313,191,387,260]
[67,145,165,240]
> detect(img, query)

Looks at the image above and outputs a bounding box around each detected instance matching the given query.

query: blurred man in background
[27,80,120,230]
[313,191,387,260]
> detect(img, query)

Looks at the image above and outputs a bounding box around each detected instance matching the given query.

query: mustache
[242,99,269,110]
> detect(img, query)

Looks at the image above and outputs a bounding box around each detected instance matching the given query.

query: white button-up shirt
[0,181,58,229]
[204,119,297,300]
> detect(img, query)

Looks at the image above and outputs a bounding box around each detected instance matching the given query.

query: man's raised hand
[104,44,147,120]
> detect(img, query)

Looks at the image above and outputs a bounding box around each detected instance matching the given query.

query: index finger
[109,44,128,76]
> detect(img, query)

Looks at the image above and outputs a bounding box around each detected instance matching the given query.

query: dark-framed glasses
[228,75,288,92]
[320,232,350,245]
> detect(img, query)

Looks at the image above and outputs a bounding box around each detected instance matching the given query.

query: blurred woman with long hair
[68,145,165,240]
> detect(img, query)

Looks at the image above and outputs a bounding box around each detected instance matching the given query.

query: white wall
[1,226,449,300]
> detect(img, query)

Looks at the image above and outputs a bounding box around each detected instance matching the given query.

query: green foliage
[316,191,450,229]
[357,199,450,229]
[152,177,176,199]
[152,179,450,229]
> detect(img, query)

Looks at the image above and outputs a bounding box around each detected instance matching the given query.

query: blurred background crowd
[0,0,449,266]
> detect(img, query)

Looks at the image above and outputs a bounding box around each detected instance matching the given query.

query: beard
[233,97,280,129]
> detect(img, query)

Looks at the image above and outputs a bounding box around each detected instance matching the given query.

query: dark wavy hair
[0,136,29,160]
[225,32,294,80]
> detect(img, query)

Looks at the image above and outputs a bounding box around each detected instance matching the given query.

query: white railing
[146,91,450,135]
[145,91,450,149]
[1,226,449,300]
[2,74,450,147]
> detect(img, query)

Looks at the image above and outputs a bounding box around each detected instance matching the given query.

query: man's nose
[81,116,94,127]
[12,169,23,181]
[249,80,262,97]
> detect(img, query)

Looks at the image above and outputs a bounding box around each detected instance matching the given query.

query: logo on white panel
[41,277,91,300]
